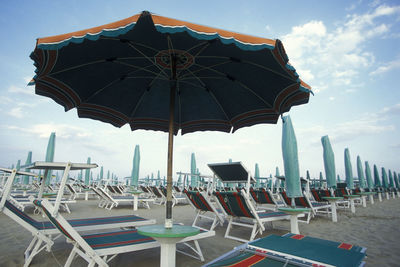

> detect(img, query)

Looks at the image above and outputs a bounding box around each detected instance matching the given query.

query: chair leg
[24,238,44,267]
[65,246,78,267]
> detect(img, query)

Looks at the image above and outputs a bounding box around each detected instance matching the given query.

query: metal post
[165,54,177,229]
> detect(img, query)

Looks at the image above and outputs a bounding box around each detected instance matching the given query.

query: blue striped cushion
[83,229,156,249]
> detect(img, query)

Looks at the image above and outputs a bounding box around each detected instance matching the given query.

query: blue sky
[1,0,399,181]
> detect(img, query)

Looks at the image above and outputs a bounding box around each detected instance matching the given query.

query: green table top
[343,194,360,198]
[322,196,343,201]
[127,191,143,194]
[42,193,58,197]
[278,207,310,214]
[137,224,200,238]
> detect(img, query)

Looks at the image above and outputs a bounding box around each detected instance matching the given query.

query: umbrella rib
[128,69,167,118]
[178,79,231,122]
[125,41,170,79]
[114,61,168,78]
[179,61,231,79]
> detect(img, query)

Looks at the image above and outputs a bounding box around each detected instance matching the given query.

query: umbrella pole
[165,55,177,229]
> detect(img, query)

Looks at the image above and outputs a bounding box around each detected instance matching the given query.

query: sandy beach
[1,197,399,266]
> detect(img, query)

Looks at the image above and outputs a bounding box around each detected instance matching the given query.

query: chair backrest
[311,189,322,202]
[213,191,254,219]
[335,188,348,197]
[1,197,43,230]
[66,184,77,194]
[280,191,310,208]
[107,185,117,194]
[150,186,163,197]
[184,190,213,212]
[250,188,275,205]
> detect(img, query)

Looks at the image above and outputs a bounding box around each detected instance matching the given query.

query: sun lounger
[159,186,187,206]
[204,233,367,267]
[249,187,285,210]
[280,191,331,223]
[213,190,298,242]
[97,187,154,210]
[184,189,225,231]
[33,198,214,265]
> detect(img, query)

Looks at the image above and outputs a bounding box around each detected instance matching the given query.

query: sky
[0,0,399,182]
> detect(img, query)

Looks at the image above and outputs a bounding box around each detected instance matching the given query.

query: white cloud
[265,25,272,32]
[329,96,335,101]
[5,123,92,139]
[282,4,400,89]
[370,58,400,75]
[7,107,24,118]
[8,85,34,95]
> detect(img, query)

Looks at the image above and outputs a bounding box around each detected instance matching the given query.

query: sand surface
[1,196,399,266]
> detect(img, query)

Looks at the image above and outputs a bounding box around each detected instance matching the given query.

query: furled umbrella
[45,132,55,185]
[321,135,336,189]
[373,165,381,187]
[388,170,394,188]
[381,167,389,189]
[84,157,91,185]
[319,172,324,188]
[364,161,374,190]
[281,116,302,202]
[394,172,399,189]
[190,153,197,187]
[344,148,354,190]
[23,151,33,185]
[356,156,366,189]
[30,11,311,230]
[131,144,140,187]
[255,163,260,188]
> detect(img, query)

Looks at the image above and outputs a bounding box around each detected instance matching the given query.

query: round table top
[278,207,310,214]
[137,224,200,238]
[343,194,360,198]
[127,191,143,195]
[356,192,376,195]
[322,196,343,201]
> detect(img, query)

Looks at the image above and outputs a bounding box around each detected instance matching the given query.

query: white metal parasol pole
[165,54,177,229]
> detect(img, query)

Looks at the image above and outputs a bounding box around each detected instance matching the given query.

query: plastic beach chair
[0,197,156,267]
[184,189,225,231]
[249,187,285,210]
[33,199,215,265]
[213,190,298,242]
[204,233,367,267]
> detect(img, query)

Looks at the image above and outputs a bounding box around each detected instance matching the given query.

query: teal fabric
[191,153,197,187]
[356,156,366,189]
[23,151,32,185]
[45,132,55,186]
[394,172,399,189]
[388,170,394,188]
[281,116,302,198]
[131,145,140,187]
[381,167,389,189]
[250,234,365,267]
[344,148,354,190]
[84,157,91,185]
[321,135,336,189]
[364,161,374,189]
[255,163,260,188]
[319,172,324,188]
[373,165,381,187]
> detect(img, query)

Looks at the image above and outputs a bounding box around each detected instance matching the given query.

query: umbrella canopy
[23,151,33,185]
[381,167,389,189]
[364,161,374,189]
[255,163,260,188]
[388,169,394,188]
[321,135,336,189]
[281,115,302,199]
[337,175,341,182]
[131,144,140,187]
[30,11,311,228]
[45,132,56,185]
[344,148,354,190]
[373,165,381,187]
[84,157,91,185]
[319,172,324,188]
[190,153,197,187]
[356,156,366,189]
[274,166,281,189]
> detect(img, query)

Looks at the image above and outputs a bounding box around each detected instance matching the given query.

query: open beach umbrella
[30,11,311,228]
[356,156,366,189]
[190,153,197,187]
[45,132,55,185]
[365,161,374,189]
[23,151,33,185]
[344,148,354,190]
[388,170,394,188]
[255,163,260,188]
[381,167,389,189]
[131,144,140,187]
[84,157,91,185]
[373,165,381,187]
[321,135,336,189]
[281,116,302,203]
